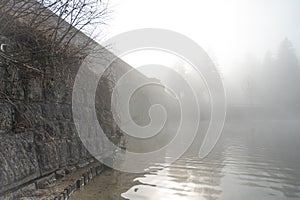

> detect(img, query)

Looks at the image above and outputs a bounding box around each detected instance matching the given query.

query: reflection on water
[71,120,300,200]
[122,120,300,200]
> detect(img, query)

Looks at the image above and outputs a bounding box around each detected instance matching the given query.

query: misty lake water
[71,120,300,200]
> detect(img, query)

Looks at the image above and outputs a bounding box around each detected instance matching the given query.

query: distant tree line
[235,38,300,115]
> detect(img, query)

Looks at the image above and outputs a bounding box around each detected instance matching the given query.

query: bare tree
[0,0,109,60]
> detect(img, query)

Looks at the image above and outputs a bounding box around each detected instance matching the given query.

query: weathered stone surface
[0,64,20,82]
[36,141,60,175]
[36,173,56,189]
[27,78,43,101]
[55,169,66,179]
[0,103,12,134]
[68,138,81,164]
[0,5,141,198]
[57,139,70,167]
[44,79,56,102]
[0,133,39,194]
[11,80,25,100]
[0,182,36,200]
[0,81,11,99]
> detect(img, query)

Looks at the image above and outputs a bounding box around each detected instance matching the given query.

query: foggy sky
[100,0,300,73]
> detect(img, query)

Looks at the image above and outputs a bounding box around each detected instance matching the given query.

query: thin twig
[0,51,43,74]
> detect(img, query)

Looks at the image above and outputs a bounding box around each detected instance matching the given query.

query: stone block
[44,121,60,138]
[11,80,25,100]
[65,166,77,175]
[0,133,39,194]
[11,103,44,132]
[41,104,57,120]
[0,81,11,99]
[58,122,75,138]
[76,179,81,189]
[0,103,12,134]
[83,172,89,185]
[0,64,20,82]
[0,66,6,78]
[1,182,36,200]
[27,78,43,101]
[67,138,80,164]
[36,173,56,189]
[59,104,72,120]
[90,167,97,177]
[36,141,60,175]
[95,165,104,175]
[55,169,66,179]
[44,79,56,102]
[57,139,70,167]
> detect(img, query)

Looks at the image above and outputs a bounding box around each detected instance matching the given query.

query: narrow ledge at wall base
[0,159,108,200]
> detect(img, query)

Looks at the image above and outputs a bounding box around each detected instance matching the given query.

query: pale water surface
[71,120,300,200]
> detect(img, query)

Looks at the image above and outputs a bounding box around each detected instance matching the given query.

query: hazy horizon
[100,0,300,75]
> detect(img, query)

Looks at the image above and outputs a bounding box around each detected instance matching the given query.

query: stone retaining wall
[0,20,123,200]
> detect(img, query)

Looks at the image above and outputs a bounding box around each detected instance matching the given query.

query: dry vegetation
[0,0,109,62]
